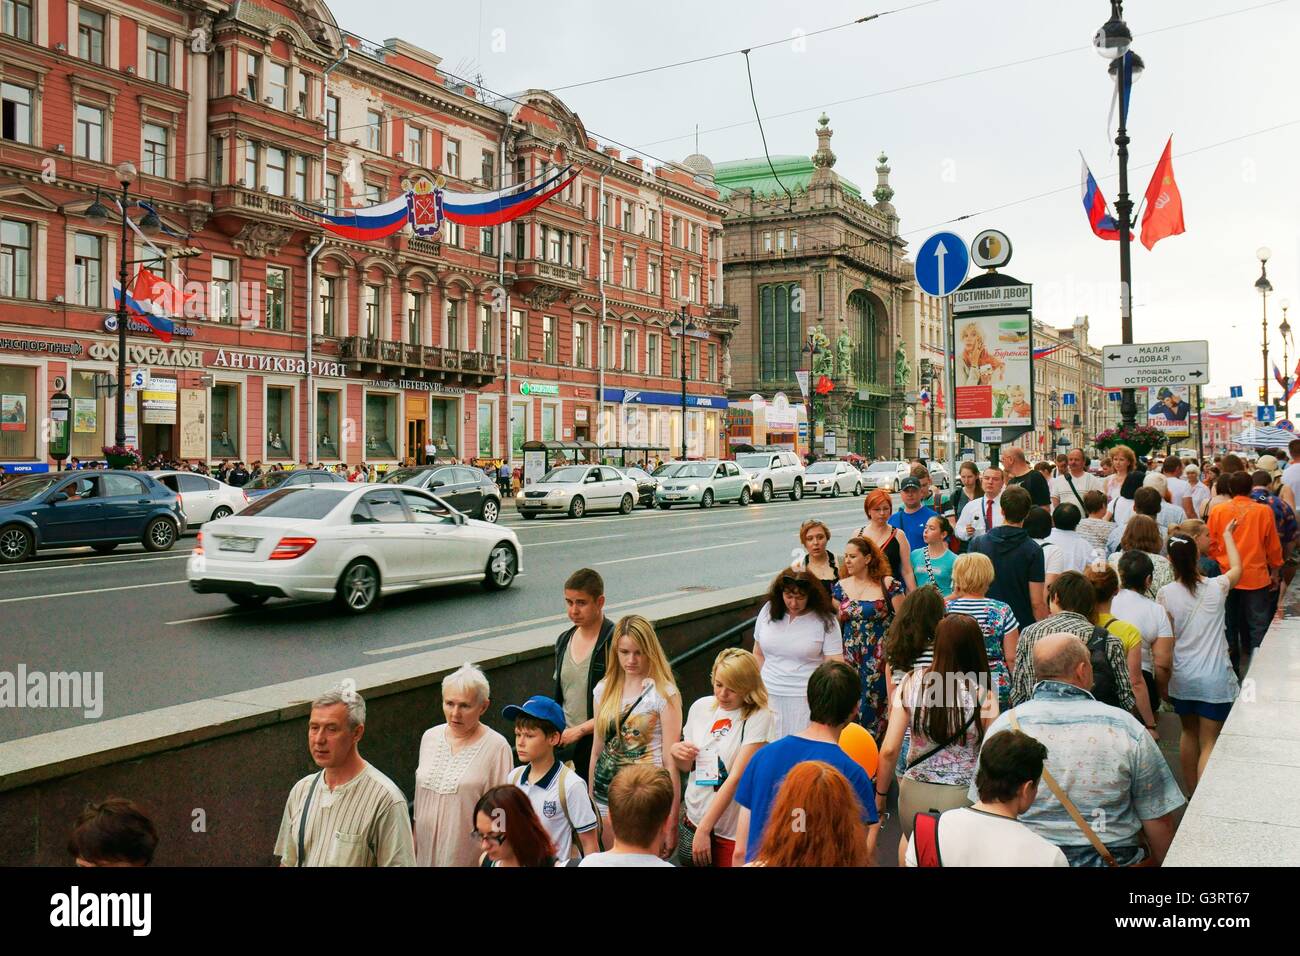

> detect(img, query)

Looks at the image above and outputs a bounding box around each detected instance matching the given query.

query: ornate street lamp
[668,302,697,460]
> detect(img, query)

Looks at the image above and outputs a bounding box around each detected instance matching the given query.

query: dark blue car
[0,470,186,563]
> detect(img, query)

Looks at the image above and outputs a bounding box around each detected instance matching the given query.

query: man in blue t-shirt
[734,661,878,864]
[889,475,939,551]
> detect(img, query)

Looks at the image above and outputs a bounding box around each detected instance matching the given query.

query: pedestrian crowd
[64,441,1295,868]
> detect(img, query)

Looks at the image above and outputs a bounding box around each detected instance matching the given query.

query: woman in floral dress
[831,536,905,740]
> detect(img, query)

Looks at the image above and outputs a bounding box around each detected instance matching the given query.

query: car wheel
[481,498,500,523]
[893,480,900,493]
[91,543,119,554]
[209,506,233,522]
[229,593,269,609]
[619,494,634,515]
[521,511,538,520]
[569,496,586,519]
[142,517,178,552]
[336,559,381,614]
[739,486,752,506]
[831,483,841,498]
[483,543,518,591]
[854,482,863,496]
[790,480,803,501]
[0,525,32,563]
[762,481,773,504]
[700,489,714,509]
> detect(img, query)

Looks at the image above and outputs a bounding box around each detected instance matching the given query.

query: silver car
[803,460,864,497]
[517,464,639,519]
[147,470,248,526]
[734,451,805,503]
[863,460,910,492]
[654,460,753,509]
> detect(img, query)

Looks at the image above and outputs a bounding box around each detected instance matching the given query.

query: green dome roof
[713,154,861,200]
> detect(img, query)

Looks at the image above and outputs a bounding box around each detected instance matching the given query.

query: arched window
[849,291,878,384]
[760,282,801,381]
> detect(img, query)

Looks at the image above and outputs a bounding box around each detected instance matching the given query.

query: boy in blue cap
[503,695,600,859]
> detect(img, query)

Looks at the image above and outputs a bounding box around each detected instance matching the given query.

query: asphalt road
[0,491,894,742]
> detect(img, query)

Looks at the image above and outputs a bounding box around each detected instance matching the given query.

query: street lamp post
[1048,390,1060,456]
[1281,298,1292,421]
[84,162,162,448]
[1257,247,1274,409]
[1095,1,1144,429]
[668,303,696,460]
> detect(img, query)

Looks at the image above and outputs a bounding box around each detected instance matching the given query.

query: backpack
[1086,626,1124,709]
[912,811,943,866]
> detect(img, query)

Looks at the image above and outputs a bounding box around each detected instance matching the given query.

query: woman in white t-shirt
[669,648,775,867]
[1158,523,1243,794]
[589,615,682,852]
[752,568,843,737]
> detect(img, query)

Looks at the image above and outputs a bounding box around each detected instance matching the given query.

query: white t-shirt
[578,851,673,867]
[681,697,776,839]
[1040,541,1064,577]
[905,806,1067,867]
[1050,471,1104,510]
[1111,588,1173,674]
[508,762,598,861]
[591,676,677,791]
[1165,476,1192,512]
[1047,528,1099,573]
[753,604,842,697]
[1158,576,1240,704]
[1190,481,1212,518]
[1283,462,1300,507]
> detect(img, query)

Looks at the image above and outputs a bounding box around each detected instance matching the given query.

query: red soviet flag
[1140,136,1185,250]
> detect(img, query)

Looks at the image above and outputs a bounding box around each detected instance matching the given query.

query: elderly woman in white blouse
[414,663,513,867]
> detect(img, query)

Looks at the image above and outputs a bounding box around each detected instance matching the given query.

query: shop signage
[519,381,560,397]
[0,337,83,356]
[180,389,206,459]
[1,462,50,474]
[103,314,197,338]
[602,388,727,409]
[87,342,203,369]
[211,349,347,377]
[142,377,178,425]
[367,378,466,395]
[574,408,588,423]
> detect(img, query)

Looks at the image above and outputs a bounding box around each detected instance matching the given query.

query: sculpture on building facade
[835,329,853,383]
[894,339,911,391]
[810,325,833,377]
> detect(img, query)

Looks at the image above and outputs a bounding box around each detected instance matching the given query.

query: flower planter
[105,454,137,469]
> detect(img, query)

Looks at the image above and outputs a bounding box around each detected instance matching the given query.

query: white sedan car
[803,460,864,497]
[862,460,910,492]
[187,484,520,613]
[516,464,639,519]
[148,470,248,525]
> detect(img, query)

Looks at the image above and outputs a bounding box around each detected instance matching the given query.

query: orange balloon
[839,722,879,777]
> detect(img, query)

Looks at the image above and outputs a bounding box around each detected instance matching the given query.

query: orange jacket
[1208,496,1282,590]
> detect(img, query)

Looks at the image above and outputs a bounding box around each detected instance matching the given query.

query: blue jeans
[1061,843,1147,867]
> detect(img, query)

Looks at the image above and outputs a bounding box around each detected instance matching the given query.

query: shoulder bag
[591,685,653,802]
[296,771,324,867]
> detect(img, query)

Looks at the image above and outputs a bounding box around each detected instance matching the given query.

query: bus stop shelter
[521,440,600,489]
[599,444,670,469]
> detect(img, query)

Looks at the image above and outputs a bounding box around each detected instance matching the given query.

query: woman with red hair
[748,761,870,867]
[472,785,559,868]
[831,536,905,739]
[855,489,917,592]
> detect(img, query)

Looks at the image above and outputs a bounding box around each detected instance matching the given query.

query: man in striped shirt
[275,684,415,867]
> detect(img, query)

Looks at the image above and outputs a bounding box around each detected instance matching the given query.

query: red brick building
[0,0,730,474]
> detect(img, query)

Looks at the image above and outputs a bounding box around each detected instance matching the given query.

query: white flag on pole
[795,370,810,400]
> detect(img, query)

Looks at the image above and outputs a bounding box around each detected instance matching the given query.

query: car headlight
[547,489,564,497]
[687,484,700,493]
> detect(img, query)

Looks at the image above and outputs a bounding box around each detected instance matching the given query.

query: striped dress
[944,596,1019,708]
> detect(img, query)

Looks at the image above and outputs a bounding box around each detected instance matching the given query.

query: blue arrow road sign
[914,231,969,298]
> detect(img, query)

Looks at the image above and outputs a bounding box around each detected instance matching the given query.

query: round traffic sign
[913,232,969,298]
[971,229,1012,269]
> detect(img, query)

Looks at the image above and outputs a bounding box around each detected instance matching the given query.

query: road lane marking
[0,579,188,604]
[593,540,758,566]
[166,601,313,626]
[363,589,686,656]
[527,533,627,548]
[0,553,192,575]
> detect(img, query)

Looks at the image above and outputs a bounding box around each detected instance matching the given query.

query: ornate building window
[759,282,802,381]
[848,291,879,384]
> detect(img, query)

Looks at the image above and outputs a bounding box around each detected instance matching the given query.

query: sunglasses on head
[781,575,811,593]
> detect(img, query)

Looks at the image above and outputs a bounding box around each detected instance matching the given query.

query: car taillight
[193,532,204,556]
[269,536,316,560]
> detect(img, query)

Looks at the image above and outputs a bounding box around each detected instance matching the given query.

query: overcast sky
[328,0,1300,405]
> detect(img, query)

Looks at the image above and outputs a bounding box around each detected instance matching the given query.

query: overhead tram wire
[742,50,794,213]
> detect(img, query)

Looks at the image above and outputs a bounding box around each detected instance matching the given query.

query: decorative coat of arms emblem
[406,176,445,237]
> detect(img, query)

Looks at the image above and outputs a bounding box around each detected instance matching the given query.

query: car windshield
[807,462,839,474]
[541,466,589,483]
[867,462,899,473]
[0,475,62,501]
[381,468,429,486]
[675,464,714,478]
[735,454,772,470]
[625,468,650,481]
[652,463,684,477]
[237,488,345,519]
[243,471,293,491]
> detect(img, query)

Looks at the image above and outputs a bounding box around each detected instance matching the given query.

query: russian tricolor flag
[1080,156,1120,241]
[113,274,176,344]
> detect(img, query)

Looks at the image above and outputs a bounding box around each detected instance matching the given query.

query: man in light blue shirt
[970,633,1184,866]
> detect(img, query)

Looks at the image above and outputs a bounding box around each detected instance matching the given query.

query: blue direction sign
[914,231,969,298]
[1258,405,1276,423]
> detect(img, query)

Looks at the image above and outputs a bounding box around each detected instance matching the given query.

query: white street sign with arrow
[1102,340,1209,388]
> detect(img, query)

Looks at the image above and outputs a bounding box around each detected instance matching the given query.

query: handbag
[1007,709,1156,867]
[592,685,653,803]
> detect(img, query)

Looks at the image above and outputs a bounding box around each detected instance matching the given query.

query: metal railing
[669,615,756,671]
[339,337,500,375]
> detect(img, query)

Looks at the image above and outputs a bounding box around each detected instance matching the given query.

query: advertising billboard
[954,313,1032,430]
[1145,384,1192,437]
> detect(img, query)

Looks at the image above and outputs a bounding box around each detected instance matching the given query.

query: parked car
[0,470,186,563]
[382,465,502,523]
[803,460,864,498]
[734,451,805,503]
[654,460,753,509]
[617,466,659,508]
[516,464,638,519]
[928,462,952,491]
[188,484,520,613]
[242,468,348,500]
[148,470,248,526]
[863,460,910,492]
